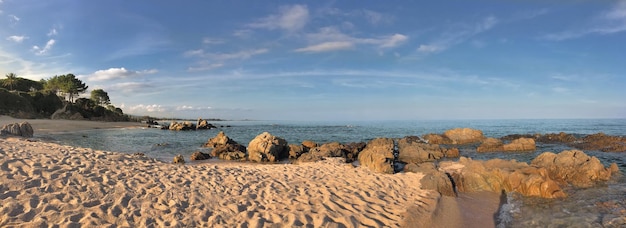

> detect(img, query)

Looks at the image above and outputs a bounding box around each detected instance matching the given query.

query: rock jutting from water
[477,137,536,152]
[247,132,289,162]
[423,128,484,144]
[201,131,247,161]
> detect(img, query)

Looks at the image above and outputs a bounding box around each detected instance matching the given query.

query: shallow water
[44,119,626,227]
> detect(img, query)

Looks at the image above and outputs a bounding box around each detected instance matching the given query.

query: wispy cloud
[184,48,268,72]
[543,1,626,40]
[187,62,224,72]
[32,39,56,55]
[417,16,498,54]
[294,41,353,53]
[296,27,408,53]
[83,67,158,81]
[8,14,19,22]
[202,37,224,44]
[248,4,309,32]
[6,35,27,43]
[47,28,58,37]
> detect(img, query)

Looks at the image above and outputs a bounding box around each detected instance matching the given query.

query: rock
[203,131,239,148]
[169,121,195,131]
[500,134,539,141]
[288,144,305,159]
[502,138,536,151]
[477,138,536,152]
[196,118,216,130]
[211,144,247,158]
[358,138,395,174]
[308,142,344,158]
[295,152,323,164]
[443,128,484,144]
[0,122,33,138]
[536,132,576,144]
[218,151,247,161]
[397,136,446,163]
[531,150,616,188]
[301,140,318,150]
[173,154,185,164]
[476,138,504,152]
[444,148,460,158]
[247,132,289,162]
[404,162,456,197]
[342,142,366,163]
[190,151,211,160]
[572,133,626,152]
[423,128,484,145]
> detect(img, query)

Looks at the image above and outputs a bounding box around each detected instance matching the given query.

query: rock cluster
[531,150,618,188]
[397,136,459,163]
[0,122,34,138]
[167,118,216,131]
[503,131,626,152]
[202,131,247,161]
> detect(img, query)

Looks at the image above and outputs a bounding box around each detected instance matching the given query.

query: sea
[42,119,626,227]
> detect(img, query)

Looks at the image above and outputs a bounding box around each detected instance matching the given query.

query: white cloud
[233,29,253,38]
[544,1,626,40]
[32,39,56,55]
[47,28,58,37]
[248,4,309,32]
[86,67,158,81]
[6,35,27,43]
[362,10,388,25]
[417,16,498,54]
[187,62,224,72]
[378,34,408,48]
[8,14,19,22]
[122,104,168,113]
[175,105,212,111]
[202,37,224,44]
[185,48,269,61]
[294,41,353,53]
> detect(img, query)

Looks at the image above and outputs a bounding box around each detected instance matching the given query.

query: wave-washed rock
[397,136,459,163]
[202,131,247,161]
[0,122,33,138]
[423,128,484,145]
[477,137,536,152]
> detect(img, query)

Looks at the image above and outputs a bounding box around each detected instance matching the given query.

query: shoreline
[0,115,144,134]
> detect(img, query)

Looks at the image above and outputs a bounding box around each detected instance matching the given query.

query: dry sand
[0,116,500,227]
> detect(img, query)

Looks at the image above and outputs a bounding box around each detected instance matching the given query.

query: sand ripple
[0,137,433,227]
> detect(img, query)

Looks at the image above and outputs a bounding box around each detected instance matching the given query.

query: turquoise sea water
[43,119,626,227]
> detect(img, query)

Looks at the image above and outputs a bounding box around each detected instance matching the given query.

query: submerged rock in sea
[358,138,395,174]
[173,154,185,164]
[536,132,577,144]
[572,133,626,152]
[247,132,289,162]
[477,137,536,152]
[423,128,484,145]
[0,122,33,138]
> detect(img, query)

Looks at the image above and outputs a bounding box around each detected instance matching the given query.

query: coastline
[0,115,144,134]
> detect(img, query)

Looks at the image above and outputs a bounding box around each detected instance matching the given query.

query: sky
[1,0,625,121]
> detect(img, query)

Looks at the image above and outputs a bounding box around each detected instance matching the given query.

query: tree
[44,74,88,102]
[3,73,18,91]
[90,89,110,106]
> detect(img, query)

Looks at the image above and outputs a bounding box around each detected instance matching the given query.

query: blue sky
[1,1,625,120]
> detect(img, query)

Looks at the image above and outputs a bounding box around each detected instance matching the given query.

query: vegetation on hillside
[0,73,129,121]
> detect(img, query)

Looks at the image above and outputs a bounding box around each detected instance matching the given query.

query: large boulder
[357,138,395,174]
[477,138,536,152]
[288,144,305,159]
[247,132,289,162]
[342,142,366,163]
[190,151,211,161]
[531,150,617,188]
[211,144,247,157]
[0,122,33,138]
[308,142,344,158]
[301,140,318,151]
[397,137,444,163]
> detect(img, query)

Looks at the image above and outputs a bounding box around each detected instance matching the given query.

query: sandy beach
[0,117,501,227]
[0,116,143,134]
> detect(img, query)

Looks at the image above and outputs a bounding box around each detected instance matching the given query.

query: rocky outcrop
[173,154,185,164]
[440,157,566,198]
[530,150,617,188]
[288,144,305,159]
[218,151,247,161]
[202,131,247,161]
[572,133,626,152]
[357,138,395,174]
[437,150,619,199]
[50,104,84,120]
[295,141,366,164]
[247,132,289,162]
[342,142,366,163]
[308,142,344,158]
[0,122,34,138]
[477,138,536,152]
[190,151,211,161]
[423,128,484,145]
[301,140,318,150]
[397,136,459,163]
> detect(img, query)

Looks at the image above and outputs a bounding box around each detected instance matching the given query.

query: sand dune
[0,137,446,227]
